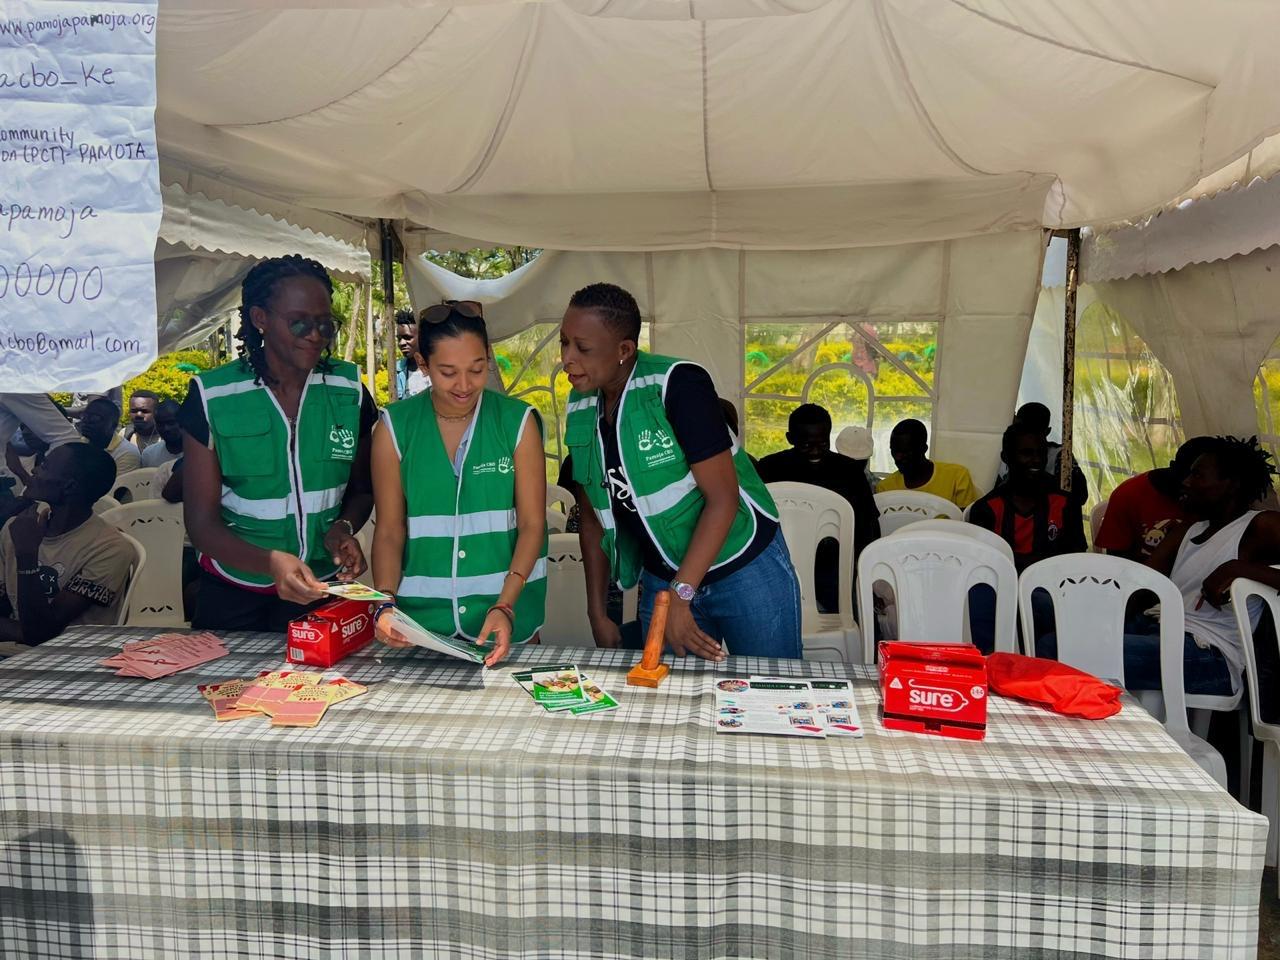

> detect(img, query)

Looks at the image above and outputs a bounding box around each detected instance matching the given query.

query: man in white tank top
[1137,436,1280,697]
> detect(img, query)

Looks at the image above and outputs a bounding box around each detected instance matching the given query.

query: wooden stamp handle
[641,590,670,669]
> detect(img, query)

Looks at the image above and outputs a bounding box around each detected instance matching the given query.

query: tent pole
[381,219,398,402]
[364,282,375,392]
[1058,228,1082,491]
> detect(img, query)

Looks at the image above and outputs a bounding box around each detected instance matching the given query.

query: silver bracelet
[333,518,355,537]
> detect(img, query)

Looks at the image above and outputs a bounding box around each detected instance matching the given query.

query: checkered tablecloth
[0,626,1266,959]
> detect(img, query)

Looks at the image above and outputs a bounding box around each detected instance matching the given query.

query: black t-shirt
[179,374,377,448]
[599,365,776,584]
[755,448,882,557]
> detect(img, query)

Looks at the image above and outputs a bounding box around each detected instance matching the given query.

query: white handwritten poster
[0,1,160,391]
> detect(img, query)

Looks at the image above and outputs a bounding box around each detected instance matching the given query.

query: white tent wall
[406,230,1044,482]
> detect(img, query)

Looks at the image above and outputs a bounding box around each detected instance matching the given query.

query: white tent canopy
[156,0,1280,250]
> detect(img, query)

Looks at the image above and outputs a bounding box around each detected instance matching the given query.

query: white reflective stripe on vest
[221,484,344,521]
[566,396,597,415]
[633,474,698,516]
[322,375,362,393]
[302,485,345,515]
[629,373,666,392]
[400,558,547,600]
[202,379,265,401]
[408,509,517,539]
[221,486,290,520]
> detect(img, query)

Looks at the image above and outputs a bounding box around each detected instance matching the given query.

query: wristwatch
[670,580,696,602]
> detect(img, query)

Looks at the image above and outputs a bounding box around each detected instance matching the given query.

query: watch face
[673,581,696,601]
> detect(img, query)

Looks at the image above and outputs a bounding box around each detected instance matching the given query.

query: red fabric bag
[986,653,1123,720]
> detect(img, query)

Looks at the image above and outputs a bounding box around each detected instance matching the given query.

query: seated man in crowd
[970,422,1087,571]
[0,443,132,653]
[79,396,139,476]
[968,422,1085,652]
[995,402,1088,506]
[1094,436,1216,561]
[122,389,161,453]
[756,403,881,611]
[141,399,184,468]
[877,418,981,509]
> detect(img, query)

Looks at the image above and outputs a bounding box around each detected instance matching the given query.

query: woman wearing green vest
[180,256,376,631]
[370,302,547,667]
[561,283,803,660]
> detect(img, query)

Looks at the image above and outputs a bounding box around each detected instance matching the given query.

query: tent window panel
[743,320,936,468]
[494,321,650,481]
[1072,302,1182,505]
[1252,352,1280,461]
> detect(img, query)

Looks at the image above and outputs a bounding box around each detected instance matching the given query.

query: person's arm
[5,442,32,488]
[475,413,546,666]
[575,484,622,648]
[0,394,79,449]
[1094,482,1139,560]
[967,499,996,532]
[954,467,981,510]
[1060,496,1087,555]
[0,508,96,645]
[321,388,377,582]
[370,420,410,647]
[160,459,183,503]
[663,451,735,661]
[1143,518,1191,577]
[1200,512,1280,607]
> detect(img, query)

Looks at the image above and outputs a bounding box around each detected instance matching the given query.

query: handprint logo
[654,429,675,450]
[329,426,356,450]
[637,429,654,452]
[498,456,513,475]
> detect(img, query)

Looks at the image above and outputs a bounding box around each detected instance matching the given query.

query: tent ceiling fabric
[155,0,1280,250]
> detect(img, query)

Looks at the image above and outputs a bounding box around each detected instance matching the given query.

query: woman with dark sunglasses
[370,301,547,667]
[177,255,376,631]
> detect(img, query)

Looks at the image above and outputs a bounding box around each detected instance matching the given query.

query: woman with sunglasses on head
[561,283,802,660]
[179,255,376,631]
[370,301,547,667]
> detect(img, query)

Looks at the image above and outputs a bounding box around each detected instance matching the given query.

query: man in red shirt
[1094,437,1217,561]
[970,422,1086,573]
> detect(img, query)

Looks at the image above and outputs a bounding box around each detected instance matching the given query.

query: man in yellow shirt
[877,418,981,509]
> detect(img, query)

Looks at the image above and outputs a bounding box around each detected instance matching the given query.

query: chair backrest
[101,501,184,626]
[857,529,1017,659]
[1230,577,1280,743]
[547,483,575,514]
[1017,553,1192,738]
[873,490,963,534]
[542,532,595,647]
[113,467,160,504]
[92,495,121,515]
[766,482,856,635]
[889,518,1015,565]
[546,508,567,535]
[113,531,148,627]
[1089,499,1109,544]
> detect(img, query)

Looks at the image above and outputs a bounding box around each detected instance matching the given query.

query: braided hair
[236,255,335,385]
[1202,435,1277,506]
[568,282,642,342]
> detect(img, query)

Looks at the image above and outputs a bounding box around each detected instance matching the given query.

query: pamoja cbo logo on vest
[472,457,513,476]
[637,428,677,467]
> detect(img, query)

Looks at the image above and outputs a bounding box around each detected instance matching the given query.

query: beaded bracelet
[505,570,526,584]
[487,603,514,626]
[372,600,397,622]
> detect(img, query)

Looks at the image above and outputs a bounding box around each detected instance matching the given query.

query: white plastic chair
[1019,554,1228,788]
[1089,499,1109,545]
[890,518,1015,566]
[1231,577,1280,868]
[113,467,160,504]
[547,483,575,515]
[92,495,121,515]
[101,501,186,626]
[767,481,860,663]
[542,533,595,647]
[546,508,567,535]
[874,490,962,535]
[857,528,1017,660]
[114,531,147,627]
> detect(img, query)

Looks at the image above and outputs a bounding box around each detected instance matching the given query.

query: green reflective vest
[565,352,777,590]
[195,359,364,589]
[383,388,547,642]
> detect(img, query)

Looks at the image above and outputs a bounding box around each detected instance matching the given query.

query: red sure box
[879,641,988,741]
[287,599,375,668]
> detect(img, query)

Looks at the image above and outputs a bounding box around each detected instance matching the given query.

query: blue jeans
[639,530,803,659]
[1036,615,1233,696]
[968,586,1055,655]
